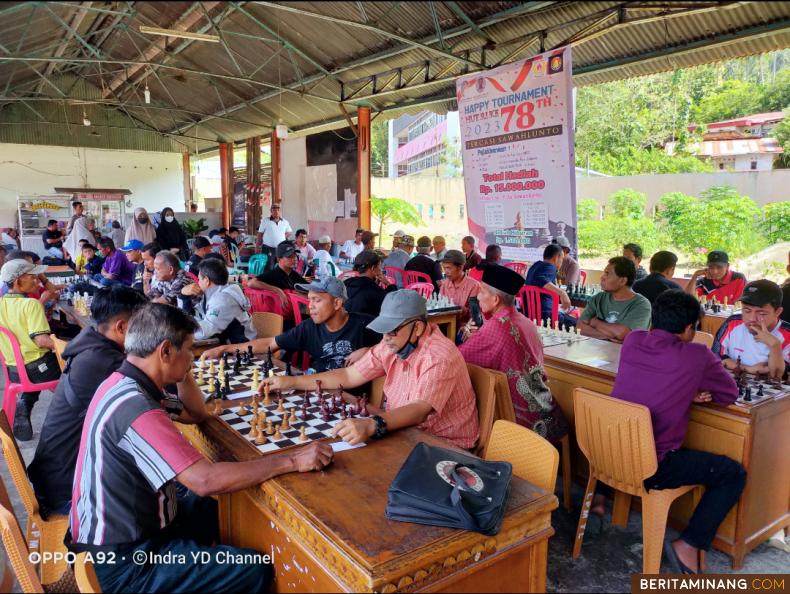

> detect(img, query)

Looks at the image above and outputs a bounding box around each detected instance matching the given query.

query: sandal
[663,539,697,574]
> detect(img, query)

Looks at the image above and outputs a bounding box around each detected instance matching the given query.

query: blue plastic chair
[248,254,268,277]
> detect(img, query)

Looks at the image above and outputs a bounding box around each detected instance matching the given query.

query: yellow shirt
[74,253,87,274]
[0,294,51,365]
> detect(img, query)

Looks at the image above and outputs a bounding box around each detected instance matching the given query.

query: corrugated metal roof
[0,1,788,152]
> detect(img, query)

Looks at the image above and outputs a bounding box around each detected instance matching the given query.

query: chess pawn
[299,425,308,442]
[289,409,297,424]
[281,411,290,430]
[263,384,272,406]
[251,368,260,391]
[254,428,266,445]
[266,420,274,435]
[237,402,246,415]
[207,378,216,394]
[276,393,286,413]
[273,424,283,440]
[198,354,206,370]
[249,415,259,438]
[196,368,204,386]
[208,360,215,376]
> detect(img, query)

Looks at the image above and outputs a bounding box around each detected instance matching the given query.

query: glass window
[459,204,465,219]
[440,205,446,219]
[428,205,434,219]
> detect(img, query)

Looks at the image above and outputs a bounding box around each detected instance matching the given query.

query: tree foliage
[607,189,647,219]
[761,202,790,244]
[370,196,424,246]
[371,120,389,178]
[576,198,600,221]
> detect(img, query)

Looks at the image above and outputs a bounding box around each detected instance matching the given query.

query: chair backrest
[405,270,432,286]
[243,287,284,316]
[369,376,385,408]
[488,369,516,423]
[0,327,32,385]
[384,266,406,287]
[483,420,559,493]
[74,553,102,593]
[185,270,199,284]
[49,334,68,372]
[693,331,714,349]
[579,270,587,286]
[504,261,529,277]
[229,242,240,263]
[251,312,283,339]
[0,411,39,526]
[406,282,433,299]
[467,267,483,282]
[466,363,496,455]
[295,257,305,275]
[573,387,657,496]
[338,270,359,281]
[247,254,269,277]
[0,504,43,593]
[517,286,559,325]
[288,291,310,326]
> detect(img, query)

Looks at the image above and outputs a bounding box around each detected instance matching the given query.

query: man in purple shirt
[96,237,135,286]
[611,289,745,573]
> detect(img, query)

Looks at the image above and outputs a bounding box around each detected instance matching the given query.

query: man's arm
[175,373,209,424]
[177,442,333,497]
[577,318,614,340]
[203,336,279,360]
[751,322,785,379]
[262,364,368,393]
[332,400,433,445]
[686,270,705,295]
[591,318,632,342]
[542,281,571,309]
[33,334,55,350]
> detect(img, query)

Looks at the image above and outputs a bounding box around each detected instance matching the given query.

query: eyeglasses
[385,319,418,337]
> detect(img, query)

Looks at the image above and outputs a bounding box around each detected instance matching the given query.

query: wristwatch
[371,415,388,439]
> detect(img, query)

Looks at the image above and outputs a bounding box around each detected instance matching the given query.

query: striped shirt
[353,323,479,449]
[439,274,480,325]
[695,270,747,304]
[713,314,790,368]
[69,361,202,552]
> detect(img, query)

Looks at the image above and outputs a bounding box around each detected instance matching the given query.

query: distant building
[666,111,785,171]
[387,111,460,178]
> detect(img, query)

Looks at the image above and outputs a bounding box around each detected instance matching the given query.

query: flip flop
[663,539,697,574]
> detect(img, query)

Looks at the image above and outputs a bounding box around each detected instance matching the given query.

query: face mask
[137,216,148,224]
[165,215,175,223]
[395,322,419,360]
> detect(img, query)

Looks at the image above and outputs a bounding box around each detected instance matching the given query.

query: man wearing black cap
[459,266,568,444]
[404,236,443,292]
[686,250,747,304]
[713,279,790,379]
[344,250,396,317]
[248,240,308,309]
[185,236,214,275]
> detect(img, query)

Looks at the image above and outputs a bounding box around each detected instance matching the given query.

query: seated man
[185,236,213,274]
[459,266,567,444]
[41,219,64,260]
[135,242,160,293]
[525,244,575,328]
[95,237,135,286]
[622,242,648,281]
[612,289,745,573]
[439,249,480,325]
[28,285,147,515]
[686,250,747,304]
[340,228,365,260]
[67,303,332,593]
[206,277,378,372]
[632,250,682,304]
[183,258,256,344]
[0,260,62,440]
[248,240,307,311]
[554,236,581,287]
[461,235,482,271]
[382,235,413,288]
[469,244,502,282]
[314,235,337,279]
[263,290,479,449]
[713,279,790,379]
[147,250,193,307]
[1,251,61,309]
[344,250,396,318]
[578,257,651,342]
[404,236,443,292]
[431,235,447,261]
[120,238,144,286]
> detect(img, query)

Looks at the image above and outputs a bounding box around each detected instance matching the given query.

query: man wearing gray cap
[553,236,581,287]
[206,277,378,372]
[382,234,414,288]
[0,260,62,440]
[262,290,479,449]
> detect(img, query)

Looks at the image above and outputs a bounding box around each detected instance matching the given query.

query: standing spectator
[41,220,64,259]
[294,229,317,272]
[66,201,84,234]
[623,243,648,281]
[340,229,365,261]
[110,220,126,249]
[63,216,94,262]
[125,208,156,245]
[461,235,482,271]
[257,203,292,271]
[155,207,188,259]
[432,236,448,261]
[0,259,62,440]
[96,237,136,287]
[405,236,443,292]
[554,236,581,287]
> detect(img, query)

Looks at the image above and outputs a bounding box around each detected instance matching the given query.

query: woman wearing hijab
[155,207,188,259]
[63,216,95,261]
[125,208,156,245]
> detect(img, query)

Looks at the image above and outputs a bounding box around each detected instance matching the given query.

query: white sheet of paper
[331,441,366,452]
[580,358,612,368]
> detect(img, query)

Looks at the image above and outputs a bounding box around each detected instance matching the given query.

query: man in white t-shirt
[340,228,365,261]
[314,235,338,279]
[257,203,292,271]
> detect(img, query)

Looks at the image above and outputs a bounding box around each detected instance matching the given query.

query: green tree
[576,198,600,221]
[761,202,790,243]
[371,120,389,177]
[774,115,790,169]
[759,69,790,112]
[607,189,647,219]
[370,196,424,247]
[692,79,761,124]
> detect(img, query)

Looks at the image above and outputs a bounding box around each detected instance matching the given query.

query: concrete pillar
[271,132,282,206]
[181,152,192,211]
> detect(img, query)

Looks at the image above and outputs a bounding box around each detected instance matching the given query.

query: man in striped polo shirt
[68,303,333,593]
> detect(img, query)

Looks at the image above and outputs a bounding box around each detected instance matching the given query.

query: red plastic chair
[185,271,199,283]
[468,267,484,282]
[287,291,311,326]
[579,270,587,286]
[406,282,434,299]
[0,327,60,425]
[384,266,407,287]
[338,270,359,281]
[505,261,529,277]
[244,287,285,317]
[404,270,432,286]
[517,286,559,326]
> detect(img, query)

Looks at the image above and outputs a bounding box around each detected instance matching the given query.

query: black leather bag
[385,442,512,535]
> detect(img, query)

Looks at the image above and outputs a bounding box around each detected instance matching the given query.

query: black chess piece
[340,405,347,420]
[757,384,764,398]
[223,351,230,367]
[266,347,274,368]
[744,387,752,402]
[303,390,310,407]
[247,344,254,362]
[285,361,292,376]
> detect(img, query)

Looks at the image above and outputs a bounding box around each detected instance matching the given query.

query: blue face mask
[396,322,419,360]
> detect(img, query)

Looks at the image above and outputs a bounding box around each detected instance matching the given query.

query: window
[459,204,465,219]
[416,204,423,216]
[719,163,725,170]
[440,205,446,219]
[428,205,434,219]
[750,160,758,170]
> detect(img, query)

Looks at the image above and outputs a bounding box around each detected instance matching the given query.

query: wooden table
[427,308,460,341]
[43,265,74,278]
[179,420,556,593]
[542,338,790,569]
[700,309,736,337]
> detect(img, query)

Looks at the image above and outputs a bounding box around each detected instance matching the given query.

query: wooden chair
[404,270,432,286]
[251,312,283,339]
[405,282,433,299]
[74,553,102,593]
[572,388,701,573]
[517,286,559,326]
[0,412,69,584]
[483,420,559,494]
[504,261,529,277]
[49,335,68,372]
[368,376,385,408]
[693,331,714,349]
[466,363,496,456]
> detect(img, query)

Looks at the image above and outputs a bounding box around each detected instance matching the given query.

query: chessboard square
[310,422,333,432]
[275,439,296,447]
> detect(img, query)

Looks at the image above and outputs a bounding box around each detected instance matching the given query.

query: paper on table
[579,358,612,368]
[331,441,366,452]
[202,389,256,401]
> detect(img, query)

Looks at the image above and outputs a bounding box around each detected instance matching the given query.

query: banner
[456,46,576,262]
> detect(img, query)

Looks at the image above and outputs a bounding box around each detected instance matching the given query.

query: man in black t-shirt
[405,236,443,292]
[42,220,64,259]
[248,240,308,309]
[633,250,681,305]
[186,236,213,274]
[204,277,379,372]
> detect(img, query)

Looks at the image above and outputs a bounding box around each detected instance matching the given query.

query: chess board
[427,304,461,314]
[193,355,284,394]
[728,371,790,406]
[540,333,589,348]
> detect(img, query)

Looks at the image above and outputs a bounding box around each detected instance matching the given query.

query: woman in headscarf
[125,207,156,245]
[63,216,95,262]
[155,207,188,259]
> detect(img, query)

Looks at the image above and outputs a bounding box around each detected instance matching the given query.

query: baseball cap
[0,260,46,284]
[553,236,571,249]
[276,241,297,258]
[441,249,466,266]
[192,236,211,249]
[417,236,432,248]
[399,234,415,247]
[120,239,144,252]
[296,276,347,300]
[360,231,378,245]
[353,249,381,271]
[707,250,729,265]
[739,279,782,308]
[367,290,427,334]
[318,235,332,245]
[393,230,405,238]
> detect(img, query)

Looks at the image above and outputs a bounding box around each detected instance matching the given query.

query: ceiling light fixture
[144,82,151,104]
[139,25,220,43]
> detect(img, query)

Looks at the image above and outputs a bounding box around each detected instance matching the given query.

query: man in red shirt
[686,250,747,304]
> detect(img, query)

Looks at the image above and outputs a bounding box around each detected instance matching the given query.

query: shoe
[663,539,697,574]
[12,402,33,442]
[765,536,790,553]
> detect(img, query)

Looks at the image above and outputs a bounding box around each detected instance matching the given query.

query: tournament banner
[456,46,576,262]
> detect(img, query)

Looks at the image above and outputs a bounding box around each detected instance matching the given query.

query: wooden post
[357,106,371,230]
[271,132,282,206]
[246,136,261,235]
[181,151,192,211]
[219,142,233,228]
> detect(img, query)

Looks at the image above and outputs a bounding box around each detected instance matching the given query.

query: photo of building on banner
[456,46,576,263]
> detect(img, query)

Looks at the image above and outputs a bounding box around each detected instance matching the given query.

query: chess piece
[757,384,764,398]
[250,415,259,438]
[198,354,206,370]
[212,399,222,415]
[208,360,215,376]
[315,380,323,397]
[267,347,274,369]
[273,424,282,440]
[266,420,274,435]
[281,412,290,430]
[299,425,308,442]
[237,402,246,415]
[263,384,272,406]
[247,344,254,363]
[340,405,347,420]
[289,408,297,423]
[251,368,260,391]
[196,368,204,386]
[359,394,369,417]
[276,392,286,412]
[254,428,266,445]
[207,376,216,394]
[285,361,292,376]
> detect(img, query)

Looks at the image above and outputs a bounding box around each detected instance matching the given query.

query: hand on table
[291,441,334,472]
[743,363,771,375]
[331,418,376,445]
[202,345,231,360]
[260,374,296,393]
[560,291,571,310]
[693,391,712,403]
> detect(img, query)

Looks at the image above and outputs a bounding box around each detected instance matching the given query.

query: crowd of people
[0,197,787,589]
